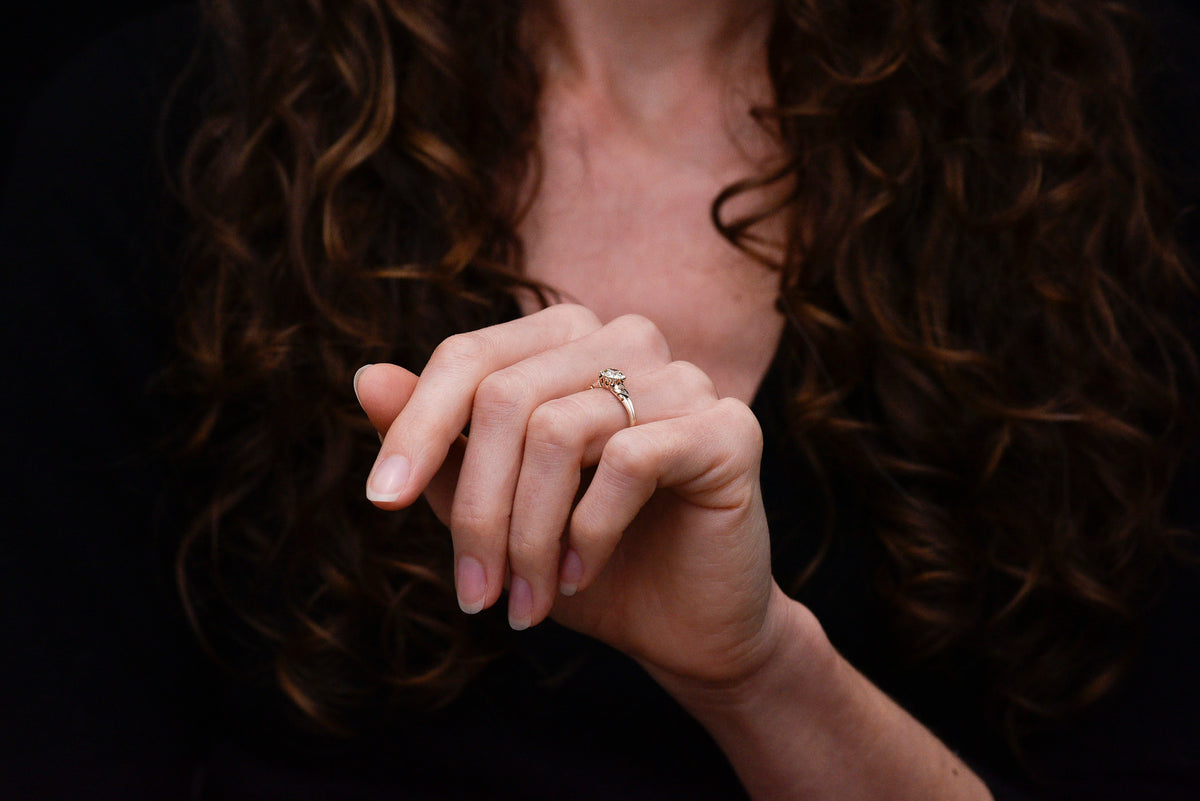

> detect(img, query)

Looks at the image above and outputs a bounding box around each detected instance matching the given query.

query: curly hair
[173,0,1198,738]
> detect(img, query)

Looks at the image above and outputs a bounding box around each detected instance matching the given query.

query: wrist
[645,589,993,801]
[645,586,836,721]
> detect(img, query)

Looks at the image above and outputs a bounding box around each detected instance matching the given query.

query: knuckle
[506,534,545,570]
[450,503,500,541]
[431,331,491,369]
[665,360,718,401]
[553,302,602,331]
[714,398,764,454]
[526,401,585,455]
[568,513,605,549]
[601,429,654,482]
[611,314,671,360]
[473,371,531,425]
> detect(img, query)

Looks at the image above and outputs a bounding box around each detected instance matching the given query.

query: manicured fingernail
[559,549,583,597]
[456,555,487,615]
[366,454,410,502]
[508,576,533,631]
[352,364,372,408]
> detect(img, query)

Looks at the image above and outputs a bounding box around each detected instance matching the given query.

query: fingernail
[352,364,372,408]
[559,549,583,597]
[508,576,533,631]
[456,555,487,615]
[366,454,410,502]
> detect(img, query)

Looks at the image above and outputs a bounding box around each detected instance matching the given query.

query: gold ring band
[590,368,636,427]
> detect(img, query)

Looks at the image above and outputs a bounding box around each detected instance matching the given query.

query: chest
[517,124,785,404]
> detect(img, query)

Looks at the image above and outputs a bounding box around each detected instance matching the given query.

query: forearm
[648,588,994,801]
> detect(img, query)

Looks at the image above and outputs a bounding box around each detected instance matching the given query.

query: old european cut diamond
[591,368,635,426]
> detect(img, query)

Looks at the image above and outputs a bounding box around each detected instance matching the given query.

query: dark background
[1,1,181,186]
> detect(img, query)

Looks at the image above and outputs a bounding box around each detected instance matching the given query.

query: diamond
[599,369,626,382]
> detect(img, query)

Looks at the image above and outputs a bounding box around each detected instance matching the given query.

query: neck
[526,0,774,123]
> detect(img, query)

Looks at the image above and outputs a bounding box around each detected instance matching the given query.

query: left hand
[354,305,786,685]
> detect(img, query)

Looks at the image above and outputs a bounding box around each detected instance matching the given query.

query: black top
[2,4,1199,799]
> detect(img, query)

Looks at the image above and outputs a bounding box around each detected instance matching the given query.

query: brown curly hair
[173,0,1198,738]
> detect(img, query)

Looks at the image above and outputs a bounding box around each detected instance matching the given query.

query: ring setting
[590,368,636,427]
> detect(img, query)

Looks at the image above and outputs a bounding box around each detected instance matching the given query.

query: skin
[355,2,996,798]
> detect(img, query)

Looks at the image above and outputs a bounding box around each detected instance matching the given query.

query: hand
[354,304,785,685]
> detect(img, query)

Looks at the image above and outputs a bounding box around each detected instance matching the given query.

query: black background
[1,1,180,186]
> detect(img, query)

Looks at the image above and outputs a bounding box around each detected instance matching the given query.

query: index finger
[366,303,601,508]
[354,362,418,435]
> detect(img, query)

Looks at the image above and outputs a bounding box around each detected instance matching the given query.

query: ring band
[590,368,636,427]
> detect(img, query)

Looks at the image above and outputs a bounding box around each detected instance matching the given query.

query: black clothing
[3,4,1199,799]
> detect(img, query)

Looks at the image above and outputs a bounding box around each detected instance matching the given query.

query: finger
[353,362,463,527]
[366,303,601,509]
[451,315,674,624]
[566,398,763,594]
[354,363,418,435]
[507,362,719,629]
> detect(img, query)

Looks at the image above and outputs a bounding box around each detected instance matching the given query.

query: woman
[4,0,1198,798]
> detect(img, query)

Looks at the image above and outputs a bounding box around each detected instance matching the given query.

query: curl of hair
[173,0,542,729]
[174,0,1198,739]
